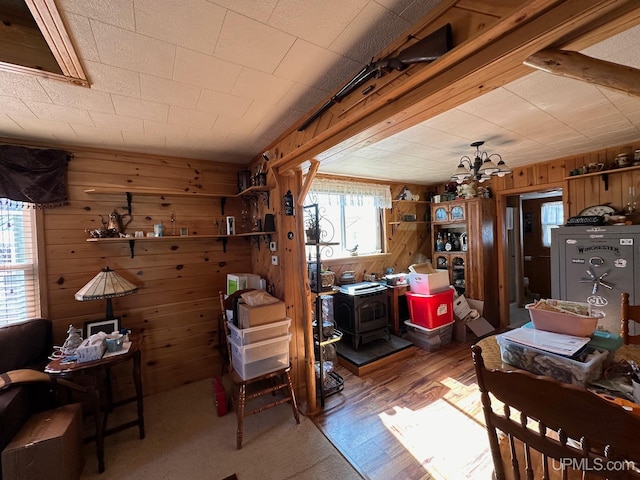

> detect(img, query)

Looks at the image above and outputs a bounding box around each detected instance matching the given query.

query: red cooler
[405,288,454,329]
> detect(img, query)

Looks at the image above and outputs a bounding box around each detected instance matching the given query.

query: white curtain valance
[308,178,392,209]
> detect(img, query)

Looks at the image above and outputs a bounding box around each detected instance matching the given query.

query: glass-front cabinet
[430,197,498,324]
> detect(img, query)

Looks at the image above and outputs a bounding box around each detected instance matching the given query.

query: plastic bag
[241,290,280,307]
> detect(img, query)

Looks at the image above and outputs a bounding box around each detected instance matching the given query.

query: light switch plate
[271,255,278,266]
[269,241,277,251]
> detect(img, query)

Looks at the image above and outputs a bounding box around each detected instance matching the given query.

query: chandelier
[450,141,511,184]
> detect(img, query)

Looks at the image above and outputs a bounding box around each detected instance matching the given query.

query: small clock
[577,205,615,217]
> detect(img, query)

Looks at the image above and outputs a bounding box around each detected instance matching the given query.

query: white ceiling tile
[197,90,252,118]
[215,11,296,74]
[70,124,125,145]
[0,97,35,117]
[143,119,189,138]
[140,75,201,109]
[134,0,225,55]
[112,95,169,121]
[168,106,217,130]
[329,1,411,63]
[38,80,115,114]
[60,12,101,62]
[209,0,278,23]
[269,0,368,48]
[91,21,176,78]
[59,0,136,30]
[231,68,294,103]
[89,111,143,132]
[0,71,51,102]
[84,61,141,97]
[173,47,242,93]
[7,115,78,140]
[277,82,326,116]
[275,39,352,87]
[23,101,95,126]
[121,130,167,149]
[0,113,25,133]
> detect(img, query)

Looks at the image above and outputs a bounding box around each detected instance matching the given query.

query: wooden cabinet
[430,197,498,325]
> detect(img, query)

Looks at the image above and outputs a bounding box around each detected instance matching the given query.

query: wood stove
[334,282,390,350]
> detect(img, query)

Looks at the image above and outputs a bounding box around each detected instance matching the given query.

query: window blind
[0,199,40,325]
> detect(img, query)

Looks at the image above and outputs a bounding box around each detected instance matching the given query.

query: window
[305,179,391,259]
[541,201,563,247]
[0,200,41,325]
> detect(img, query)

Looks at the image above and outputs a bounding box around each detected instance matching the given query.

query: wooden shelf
[564,164,640,180]
[84,185,274,198]
[87,231,276,257]
[84,187,230,197]
[86,231,275,242]
[388,221,427,225]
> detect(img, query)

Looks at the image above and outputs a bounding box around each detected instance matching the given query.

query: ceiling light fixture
[451,141,512,184]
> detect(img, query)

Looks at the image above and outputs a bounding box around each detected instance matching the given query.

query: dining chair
[621,292,640,345]
[217,290,300,449]
[471,344,640,480]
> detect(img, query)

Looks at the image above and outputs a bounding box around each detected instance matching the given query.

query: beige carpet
[79,378,363,480]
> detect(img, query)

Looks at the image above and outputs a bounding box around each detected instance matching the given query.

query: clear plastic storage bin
[227,318,290,345]
[229,334,291,380]
[496,332,608,386]
[404,319,454,351]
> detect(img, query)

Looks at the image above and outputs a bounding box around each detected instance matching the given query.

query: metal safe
[551,225,640,334]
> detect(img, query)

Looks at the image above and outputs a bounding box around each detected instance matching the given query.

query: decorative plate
[578,205,615,217]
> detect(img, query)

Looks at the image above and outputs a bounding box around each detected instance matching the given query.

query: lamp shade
[75,267,138,320]
[75,267,138,301]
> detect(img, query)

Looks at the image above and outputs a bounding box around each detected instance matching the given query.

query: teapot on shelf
[100,208,132,235]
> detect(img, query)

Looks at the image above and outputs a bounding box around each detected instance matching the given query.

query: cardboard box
[453,296,495,342]
[408,271,450,294]
[238,301,287,329]
[2,403,84,480]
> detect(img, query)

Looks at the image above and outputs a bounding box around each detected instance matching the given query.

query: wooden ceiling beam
[524,48,640,98]
[270,0,640,176]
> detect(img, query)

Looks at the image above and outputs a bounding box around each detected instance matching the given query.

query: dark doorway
[506,189,563,327]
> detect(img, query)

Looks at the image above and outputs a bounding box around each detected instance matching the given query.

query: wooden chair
[471,344,640,480]
[218,291,300,449]
[621,292,640,345]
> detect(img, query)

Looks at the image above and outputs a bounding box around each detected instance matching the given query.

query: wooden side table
[45,331,145,473]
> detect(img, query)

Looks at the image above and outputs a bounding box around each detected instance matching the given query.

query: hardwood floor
[312,339,495,480]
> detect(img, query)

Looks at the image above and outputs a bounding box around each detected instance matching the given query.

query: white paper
[502,328,590,357]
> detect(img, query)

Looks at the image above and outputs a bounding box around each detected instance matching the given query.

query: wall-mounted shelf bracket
[128,239,135,258]
[126,192,132,215]
[217,237,228,253]
[601,173,609,191]
[220,197,227,215]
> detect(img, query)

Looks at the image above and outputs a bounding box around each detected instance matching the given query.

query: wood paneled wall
[29,142,252,399]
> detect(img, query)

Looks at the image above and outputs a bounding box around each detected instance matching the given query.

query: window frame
[0,202,47,326]
[304,192,386,260]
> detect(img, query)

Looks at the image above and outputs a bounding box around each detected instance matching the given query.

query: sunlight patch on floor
[379,378,495,479]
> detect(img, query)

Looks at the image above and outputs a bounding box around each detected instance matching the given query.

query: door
[522,196,562,299]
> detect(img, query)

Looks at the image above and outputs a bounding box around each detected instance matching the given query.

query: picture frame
[84,318,120,338]
[180,227,189,236]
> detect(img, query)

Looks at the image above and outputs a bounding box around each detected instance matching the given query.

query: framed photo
[84,318,120,338]
[180,227,189,236]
